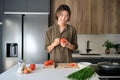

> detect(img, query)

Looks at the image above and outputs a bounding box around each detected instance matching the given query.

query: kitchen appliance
[2,13,49,72]
[96,62,120,80]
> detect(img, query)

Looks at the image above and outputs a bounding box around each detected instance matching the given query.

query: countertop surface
[0,64,99,80]
[72,53,120,59]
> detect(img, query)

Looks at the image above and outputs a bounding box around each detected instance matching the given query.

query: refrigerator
[2,14,48,72]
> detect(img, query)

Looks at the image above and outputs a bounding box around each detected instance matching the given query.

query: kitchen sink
[79,53,101,56]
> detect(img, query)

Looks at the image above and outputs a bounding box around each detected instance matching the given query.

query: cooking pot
[97,62,120,76]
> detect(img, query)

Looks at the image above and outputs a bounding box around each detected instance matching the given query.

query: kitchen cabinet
[77,0,91,34]
[102,0,120,34]
[4,0,26,12]
[90,0,104,34]
[50,0,120,34]
[27,0,49,12]
[4,0,50,12]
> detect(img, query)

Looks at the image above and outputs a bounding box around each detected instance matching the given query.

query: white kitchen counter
[0,64,99,80]
[72,53,120,59]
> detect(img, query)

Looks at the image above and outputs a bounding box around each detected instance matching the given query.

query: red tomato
[60,38,66,43]
[48,60,54,65]
[29,64,36,70]
[68,63,77,66]
[44,61,50,66]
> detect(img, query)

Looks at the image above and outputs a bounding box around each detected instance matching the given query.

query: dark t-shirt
[45,23,78,63]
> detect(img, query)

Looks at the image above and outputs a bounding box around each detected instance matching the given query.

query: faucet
[86,40,92,53]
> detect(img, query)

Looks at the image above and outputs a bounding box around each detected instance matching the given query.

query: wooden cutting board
[43,63,79,68]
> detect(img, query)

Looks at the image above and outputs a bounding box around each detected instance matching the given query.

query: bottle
[17,60,26,74]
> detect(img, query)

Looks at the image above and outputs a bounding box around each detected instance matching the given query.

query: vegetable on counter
[68,63,77,66]
[44,60,54,66]
[67,66,95,80]
[29,64,36,70]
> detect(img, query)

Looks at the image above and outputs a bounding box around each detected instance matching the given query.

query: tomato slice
[68,63,77,66]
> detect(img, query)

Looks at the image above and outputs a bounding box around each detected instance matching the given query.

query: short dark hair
[55,4,71,21]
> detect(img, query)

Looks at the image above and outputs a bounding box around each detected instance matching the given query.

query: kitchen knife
[54,61,57,68]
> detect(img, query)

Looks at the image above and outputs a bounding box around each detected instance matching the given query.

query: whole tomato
[60,38,66,43]
[48,60,54,65]
[29,64,36,70]
[44,61,50,66]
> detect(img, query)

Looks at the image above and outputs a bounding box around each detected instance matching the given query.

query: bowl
[77,62,92,69]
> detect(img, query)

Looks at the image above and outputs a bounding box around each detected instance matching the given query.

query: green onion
[67,66,95,80]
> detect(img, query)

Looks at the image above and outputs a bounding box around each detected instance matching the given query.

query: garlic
[17,69,23,74]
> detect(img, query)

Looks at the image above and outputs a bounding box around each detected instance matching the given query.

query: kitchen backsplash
[77,34,120,54]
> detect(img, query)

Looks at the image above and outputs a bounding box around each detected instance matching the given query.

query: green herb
[67,66,95,80]
[103,40,114,48]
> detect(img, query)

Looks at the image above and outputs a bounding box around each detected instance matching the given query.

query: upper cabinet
[50,0,120,34]
[27,0,49,12]
[91,0,120,34]
[4,0,26,12]
[4,0,50,12]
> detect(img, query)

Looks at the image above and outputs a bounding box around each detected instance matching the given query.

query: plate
[77,62,92,69]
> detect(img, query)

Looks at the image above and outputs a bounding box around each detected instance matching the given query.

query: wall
[77,34,120,54]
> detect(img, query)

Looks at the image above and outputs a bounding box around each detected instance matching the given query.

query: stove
[96,68,120,80]
[91,64,120,80]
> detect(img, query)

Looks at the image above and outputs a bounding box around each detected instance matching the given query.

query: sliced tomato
[68,63,77,66]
